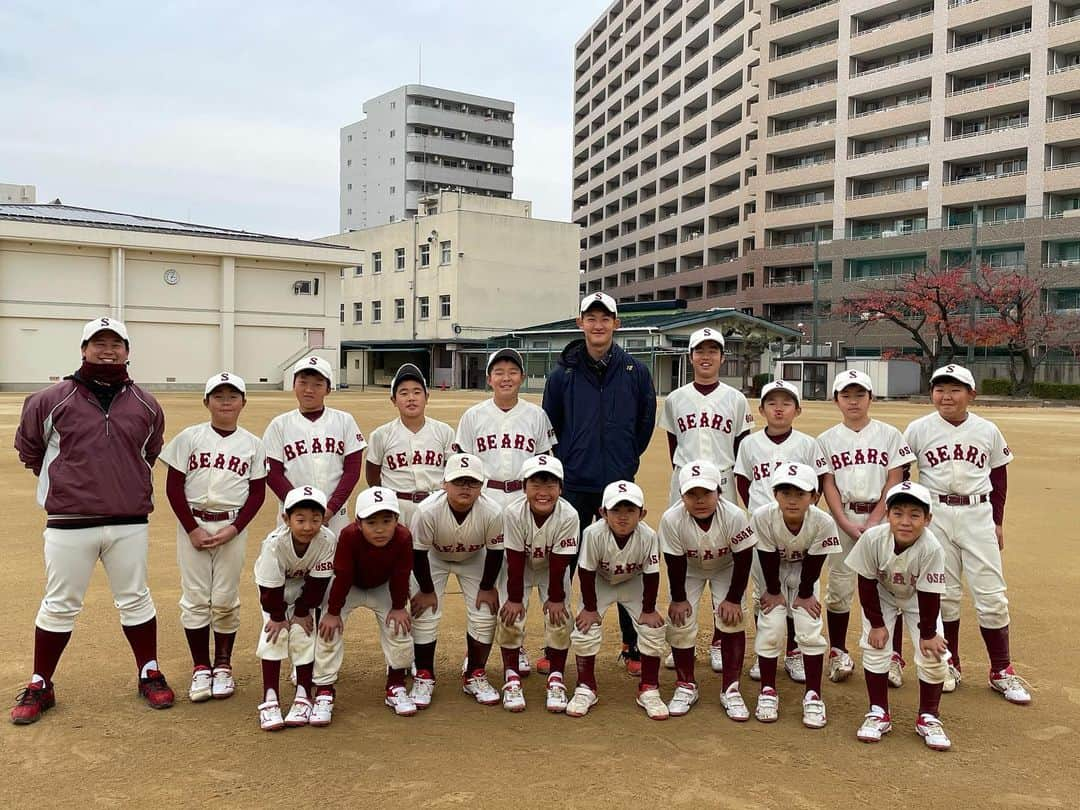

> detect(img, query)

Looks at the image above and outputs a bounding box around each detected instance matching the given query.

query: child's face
[392,381,427,419]
[887,502,930,546]
[690,342,723,381]
[205,386,245,424]
[444,477,483,511]
[293,371,330,412]
[360,511,399,547]
[773,485,813,521]
[487,360,523,398]
[835,385,871,424]
[682,486,719,519]
[286,507,325,545]
[931,382,974,420]
[760,392,800,430]
[602,502,645,536]
[524,473,561,517]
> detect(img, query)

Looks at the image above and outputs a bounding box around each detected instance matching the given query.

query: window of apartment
[395,298,405,321]
[372,251,382,273]
[390,129,395,137]
[339,303,345,324]
[354,359,361,369]
[390,101,396,109]
[346,208,352,215]
[353,264,363,276]
[347,183,352,191]
[390,157,396,165]
[390,186,396,195]
[347,159,352,166]
[394,247,406,270]
[347,134,353,142]
[419,296,430,319]
[420,243,430,267]
[440,240,452,264]
[439,294,451,318]
[353,302,363,322]
[372,300,382,322]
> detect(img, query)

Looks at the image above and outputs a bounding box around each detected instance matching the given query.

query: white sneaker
[784,651,806,683]
[565,685,598,717]
[828,648,854,683]
[888,653,905,688]
[410,670,436,709]
[916,713,952,750]
[462,671,500,705]
[211,665,235,699]
[309,688,334,727]
[749,657,761,681]
[517,648,531,677]
[284,696,312,727]
[189,667,213,703]
[663,652,675,669]
[502,679,526,712]
[545,678,568,713]
[258,699,284,731]
[636,688,670,720]
[802,690,827,729]
[755,687,779,723]
[666,682,699,717]
[289,666,297,686]
[709,644,723,673]
[385,685,418,716]
[857,707,892,743]
[990,665,1032,705]
[943,663,962,693]
[720,683,750,722]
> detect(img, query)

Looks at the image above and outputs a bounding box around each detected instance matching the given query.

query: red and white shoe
[385,686,418,716]
[138,670,175,710]
[857,707,892,743]
[309,687,335,726]
[990,665,1032,705]
[916,713,952,751]
[11,682,55,725]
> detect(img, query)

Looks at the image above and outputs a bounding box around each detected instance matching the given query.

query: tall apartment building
[1,184,35,204]
[340,85,515,232]
[573,0,1080,350]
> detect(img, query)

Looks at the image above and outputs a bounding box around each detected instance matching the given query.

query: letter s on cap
[309,357,319,365]
[691,464,701,476]
[303,486,313,496]
[788,464,798,476]
[460,457,469,467]
[618,483,627,493]
[374,490,384,502]
[101,317,110,326]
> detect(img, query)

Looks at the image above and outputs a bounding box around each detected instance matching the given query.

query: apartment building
[1,183,35,203]
[573,0,1080,351]
[341,85,515,232]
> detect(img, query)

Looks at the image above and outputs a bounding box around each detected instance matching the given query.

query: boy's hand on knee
[759,592,785,615]
[386,608,412,635]
[316,613,339,641]
[867,626,889,649]
[667,600,692,627]
[264,618,289,644]
[543,600,568,625]
[499,600,525,624]
[476,587,499,615]
[717,599,742,626]
[792,595,821,619]
[410,591,438,618]
[575,609,600,633]
[920,633,948,661]
[638,610,665,629]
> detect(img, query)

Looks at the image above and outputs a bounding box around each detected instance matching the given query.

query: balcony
[404,162,514,193]
[767,80,837,111]
[845,187,928,218]
[406,105,513,139]
[764,160,835,189]
[847,101,930,137]
[1047,62,1080,95]
[940,170,1027,204]
[850,12,934,58]
[947,26,1031,55]
[405,134,513,166]
[944,76,1030,116]
[768,118,836,150]
[770,39,838,73]
[948,0,1021,27]
[1049,14,1080,47]
[1047,112,1080,144]
[764,198,834,229]
[1045,162,1080,193]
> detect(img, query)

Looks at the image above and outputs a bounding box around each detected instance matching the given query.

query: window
[347,134,353,143]
[390,186,396,195]
[354,359,360,369]
[439,294,451,318]
[440,240,452,264]
[419,296,430,319]
[372,300,382,322]
[353,265,363,276]
[390,101,396,109]
[420,243,430,267]
[347,159,352,166]
[346,208,352,216]
[395,298,406,321]
[353,302,363,323]
[347,183,352,191]
[293,280,313,295]
[390,129,395,137]
[394,247,406,270]
[390,157,396,165]
[339,303,345,324]
[373,251,382,273]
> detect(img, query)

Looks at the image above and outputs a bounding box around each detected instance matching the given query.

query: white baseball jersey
[252,524,336,590]
[734,429,828,513]
[816,419,913,503]
[160,423,267,511]
[578,520,660,586]
[262,407,366,501]
[658,499,756,573]
[751,502,841,562]
[502,495,579,570]
[366,417,455,493]
[659,382,754,468]
[409,491,504,562]
[903,412,1012,495]
[453,399,556,482]
[845,523,947,606]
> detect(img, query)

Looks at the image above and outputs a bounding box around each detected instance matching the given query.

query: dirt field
[1,389,1078,809]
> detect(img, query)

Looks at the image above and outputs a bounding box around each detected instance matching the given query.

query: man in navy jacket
[542,292,657,674]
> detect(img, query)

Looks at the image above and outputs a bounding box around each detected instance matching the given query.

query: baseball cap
[602,480,645,510]
[580,292,617,316]
[486,347,524,374]
[444,453,485,483]
[679,460,721,494]
[293,355,334,388]
[81,316,129,344]
[355,487,401,519]
[688,326,725,351]
[885,481,933,513]
[771,462,818,493]
[760,379,801,404]
[283,485,328,512]
[391,363,427,394]
[520,454,564,481]
[833,369,873,394]
[930,364,976,390]
[204,372,246,397]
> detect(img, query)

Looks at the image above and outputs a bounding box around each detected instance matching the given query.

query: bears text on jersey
[674,411,735,435]
[187,452,251,476]
[383,449,446,471]
[922,443,989,469]
[281,437,347,460]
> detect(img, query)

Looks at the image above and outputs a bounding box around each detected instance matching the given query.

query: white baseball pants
[667,566,742,648]
[410,552,496,645]
[175,517,247,633]
[754,563,828,658]
[495,564,573,650]
[570,577,667,658]
[824,505,867,614]
[256,574,317,665]
[313,582,414,685]
[860,593,947,684]
[932,502,1010,628]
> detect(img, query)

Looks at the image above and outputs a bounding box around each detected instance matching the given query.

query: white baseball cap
[204,372,246,397]
[444,453,485,483]
[292,355,334,387]
[930,364,976,390]
[688,326,725,351]
[885,481,933,513]
[760,379,801,404]
[833,369,873,394]
[486,347,524,374]
[679,460,721,494]
[520,454,564,481]
[81,316,129,344]
[580,291,617,316]
[355,487,401,519]
[771,462,818,493]
[283,485,328,512]
[602,480,645,510]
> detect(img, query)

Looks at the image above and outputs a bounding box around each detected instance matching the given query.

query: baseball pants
[931,502,1010,628]
[824,505,868,614]
[255,580,316,664]
[175,517,247,633]
[668,466,736,508]
[35,524,156,633]
[570,577,667,658]
[859,594,947,683]
[411,552,496,645]
[313,582,413,685]
[667,566,742,649]
[754,563,828,659]
[495,563,573,650]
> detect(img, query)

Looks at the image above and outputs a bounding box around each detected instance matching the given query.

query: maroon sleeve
[266,458,293,502]
[732,431,745,460]
[166,465,199,534]
[389,527,412,610]
[858,576,885,629]
[506,549,526,602]
[365,460,382,488]
[666,432,677,467]
[989,465,1007,525]
[797,553,827,599]
[14,391,46,474]
[664,553,688,602]
[735,474,751,508]
[480,549,503,591]
[579,567,598,611]
[144,393,165,465]
[413,550,434,593]
[326,450,363,516]
[232,477,266,534]
[294,574,330,618]
[758,549,781,594]
[548,553,569,603]
[326,526,357,616]
[642,571,660,613]
[916,590,942,640]
[259,585,288,622]
[725,546,753,603]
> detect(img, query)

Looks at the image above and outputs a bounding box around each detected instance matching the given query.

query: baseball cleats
[943,663,962,693]
[720,683,750,722]
[619,644,642,677]
[749,657,762,681]
[211,665,235,699]
[385,686,417,716]
[916,713,952,751]
[10,682,55,725]
[888,653,906,688]
[666,682,699,717]
[857,707,892,743]
[636,687,669,720]
[663,652,675,670]
[990,665,1032,705]
[784,651,806,683]
[709,644,724,673]
[802,690,827,729]
[309,687,335,727]
[462,671,500,706]
[501,679,526,712]
[565,685,598,718]
[517,649,531,677]
[545,677,568,713]
[409,670,436,709]
[755,687,779,723]
[828,648,854,683]
[138,670,175,709]
[535,656,551,675]
[258,699,285,731]
[189,667,213,703]
[284,696,312,727]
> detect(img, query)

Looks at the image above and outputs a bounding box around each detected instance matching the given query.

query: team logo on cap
[374,490,384,502]
[617,483,627,493]
[847,371,858,379]
[899,481,911,491]
[303,486,313,496]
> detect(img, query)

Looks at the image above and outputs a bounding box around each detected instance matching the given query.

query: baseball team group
[10,292,1031,751]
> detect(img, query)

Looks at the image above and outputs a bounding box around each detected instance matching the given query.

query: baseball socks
[465,634,492,675]
[672,646,695,685]
[826,610,850,653]
[575,654,598,692]
[501,645,520,680]
[262,659,281,703]
[719,631,746,692]
[414,641,437,675]
[919,678,942,718]
[979,625,1011,673]
[125,618,174,708]
[943,619,962,672]
[213,631,236,668]
[184,626,213,669]
[32,627,72,689]
[892,615,904,656]
[865,669,890,713]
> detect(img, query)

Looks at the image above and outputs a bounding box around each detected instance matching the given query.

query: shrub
[752,372,773,396]
[1032,382,1080,400]
[980,378,1012,396]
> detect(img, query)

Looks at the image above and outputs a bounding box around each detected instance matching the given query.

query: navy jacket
[542,339,657,493]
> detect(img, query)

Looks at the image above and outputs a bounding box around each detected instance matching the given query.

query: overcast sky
[1,1,604,238]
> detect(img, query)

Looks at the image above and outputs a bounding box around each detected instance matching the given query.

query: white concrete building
[0,205,361,390]
[1,184,35,204]
[340,85,515,232]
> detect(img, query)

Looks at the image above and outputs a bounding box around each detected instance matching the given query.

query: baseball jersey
[262,407,366,501]
[658,499,756,573]
[252,524,336,589]
[410,491,504,562]
[845,523,947,606]
[453,399,556,482]
[502,494,579,571]
[160,423,267,511]
[903,412,1012,496]
[816,419,913,503]
[751,502,841,563]
[659,382,754,469]
[366,417,455,493]
[578,519,660,586]
[734,429,828,513]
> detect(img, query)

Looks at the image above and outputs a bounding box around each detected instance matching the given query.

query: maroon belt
[486,480,523,493]
[395,491,431,503]
[938,493,989,506]
[846,501,877,515]
[192,508,236,521]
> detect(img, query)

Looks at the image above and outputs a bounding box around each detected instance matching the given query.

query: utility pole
[812,223,820,355]
[966,212,978,366]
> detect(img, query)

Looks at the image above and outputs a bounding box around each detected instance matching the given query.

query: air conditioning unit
[486,136,494,144]
[433,128,441,135]
[461,104,468,112]
[433,99,441,107]
[485,163,493,169]
[432,155,441,162]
